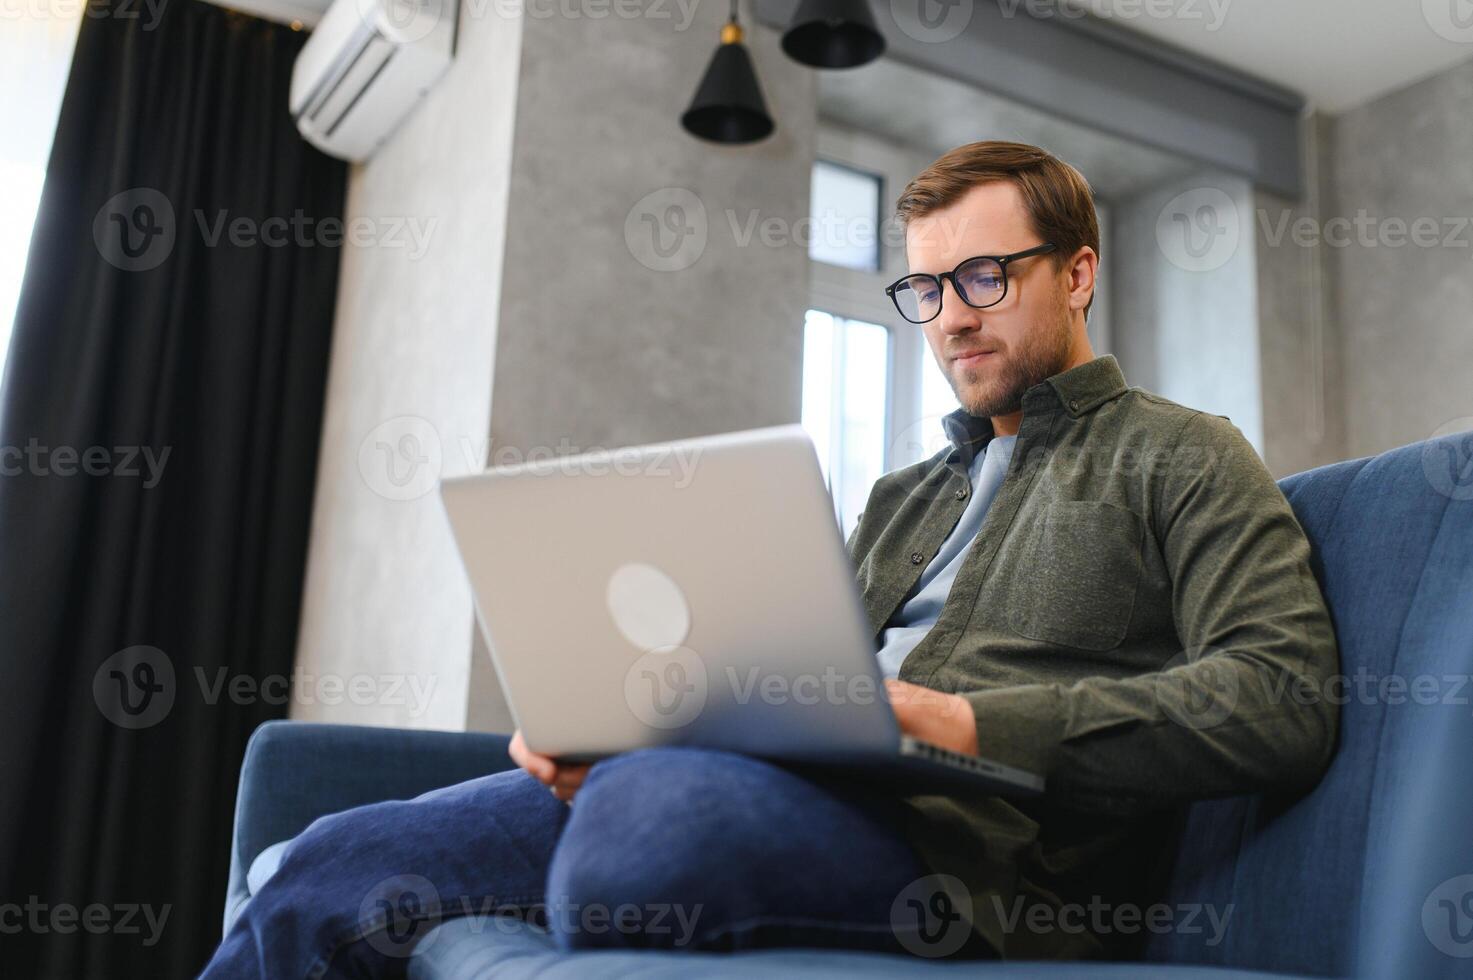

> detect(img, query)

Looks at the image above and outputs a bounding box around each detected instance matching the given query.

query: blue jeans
[201,747,965,978]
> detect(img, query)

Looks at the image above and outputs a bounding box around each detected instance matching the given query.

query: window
[920,347,960,444]
[0,164,47,375]
[808,160,882,273]
[803,138,949,530]
[1,7,83,382]
[801,310,889,538]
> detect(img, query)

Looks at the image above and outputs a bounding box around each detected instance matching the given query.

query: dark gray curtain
[0,1,347,975]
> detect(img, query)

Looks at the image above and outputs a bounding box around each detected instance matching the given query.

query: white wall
[291,7,526,730]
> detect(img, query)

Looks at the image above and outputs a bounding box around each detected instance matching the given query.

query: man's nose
[936,279,982,335]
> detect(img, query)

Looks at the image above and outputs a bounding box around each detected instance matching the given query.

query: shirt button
[954,487,967,500]
[910,552,924,565]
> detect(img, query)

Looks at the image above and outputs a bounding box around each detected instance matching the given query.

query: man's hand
[509,730,591,804]
[885,679,979,756]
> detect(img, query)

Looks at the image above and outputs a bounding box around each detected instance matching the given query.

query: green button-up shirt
[847,355,1339,959]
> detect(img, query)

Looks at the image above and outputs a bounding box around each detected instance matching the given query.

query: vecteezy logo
[357,416,444,501]
[1155,186,1240,273]
[891,0,974,44]
[623,646,708,730]
[93,188,176,272]
[356,0,444,43]
[624,188,708,273]
[93,645,176,729]
[891,874,973,958]
[886,411,963,500]
[1422,418,1473,501]
[1155,647,1240,731]
[1423,874,1473,957]
[1423,0,1473,43]
[360,874,443,958]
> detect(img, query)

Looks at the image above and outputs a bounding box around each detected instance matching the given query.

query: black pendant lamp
[682,1,775,145]
[781,0,886,69]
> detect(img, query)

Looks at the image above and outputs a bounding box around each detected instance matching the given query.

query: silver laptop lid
[439,425,899,762]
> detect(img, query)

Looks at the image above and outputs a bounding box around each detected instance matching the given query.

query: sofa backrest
[1144,433,1473,977]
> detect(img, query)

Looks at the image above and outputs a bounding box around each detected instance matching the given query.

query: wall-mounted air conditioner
[289,0,457,163]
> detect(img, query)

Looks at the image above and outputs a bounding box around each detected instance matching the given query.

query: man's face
[904,182,1078,420]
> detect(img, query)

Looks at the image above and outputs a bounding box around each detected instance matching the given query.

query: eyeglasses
[885,243,1057,324]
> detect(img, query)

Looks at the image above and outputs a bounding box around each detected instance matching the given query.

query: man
[202,142,1338,977]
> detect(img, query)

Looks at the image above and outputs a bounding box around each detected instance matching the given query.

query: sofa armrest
[223,720,515,934]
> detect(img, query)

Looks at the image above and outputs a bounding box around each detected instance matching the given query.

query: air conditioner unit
[289,0,457,163]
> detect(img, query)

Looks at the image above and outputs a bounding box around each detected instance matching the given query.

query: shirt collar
[1035,354,1129,417]
[941,355,1129,465]
[941,407,994,468]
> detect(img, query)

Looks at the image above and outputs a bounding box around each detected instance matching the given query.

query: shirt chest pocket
[1004,500,1144,651]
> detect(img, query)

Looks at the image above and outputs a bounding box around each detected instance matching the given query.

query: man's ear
[1067,246,1099,314]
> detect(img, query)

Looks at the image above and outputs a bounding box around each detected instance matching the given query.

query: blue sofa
[223,434,1473,978]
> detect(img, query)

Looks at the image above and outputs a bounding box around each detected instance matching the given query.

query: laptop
[439,424,1043,799]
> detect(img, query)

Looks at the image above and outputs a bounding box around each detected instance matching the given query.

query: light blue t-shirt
[875,434,1017,679]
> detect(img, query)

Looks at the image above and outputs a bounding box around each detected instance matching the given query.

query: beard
[945,299,1075,419]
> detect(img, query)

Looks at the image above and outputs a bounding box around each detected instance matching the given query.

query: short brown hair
[895,141,1099,317]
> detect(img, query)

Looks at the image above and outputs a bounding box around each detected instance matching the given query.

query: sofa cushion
[223,723,516,935]
[1145,434,1473,976]
[409,915,1311,980]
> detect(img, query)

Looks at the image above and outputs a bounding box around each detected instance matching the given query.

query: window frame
[808,158,886,275]
[808,126,942,479]
[802,308,896,526]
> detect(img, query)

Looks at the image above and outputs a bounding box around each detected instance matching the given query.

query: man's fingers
[551,765,590,792]
[510,730,594,797]
[885,678,919,698]
[886,678,934,705]
[887,679,962,716]
[549,765,591,804]
[509,730,556,784]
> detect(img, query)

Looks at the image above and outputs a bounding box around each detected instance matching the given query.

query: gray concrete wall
[1325,59,1473,459]
[1253,115,1348,477]
[486,8,815,454]
[293,7,818,732]
[1099,56,1473,478]
[1105,127,1358,481]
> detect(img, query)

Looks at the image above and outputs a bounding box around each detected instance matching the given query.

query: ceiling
[817,59,1198,199]
[1075,0,1473,113]
[253,0,1473,117]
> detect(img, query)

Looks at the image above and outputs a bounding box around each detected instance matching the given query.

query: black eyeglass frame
[884,242,1058,324]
